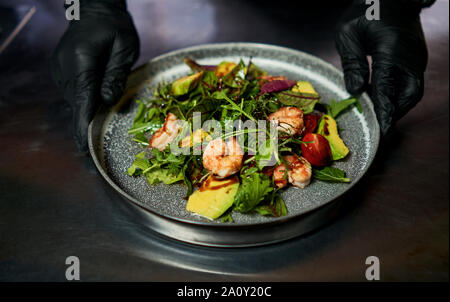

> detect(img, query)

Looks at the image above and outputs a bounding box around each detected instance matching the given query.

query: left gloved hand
[335,0,433,135]
[51,0,140,152]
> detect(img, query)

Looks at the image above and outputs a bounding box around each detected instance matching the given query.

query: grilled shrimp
[203,137,244,178]
[149,112,181,151]
[267,106,304,136]
[273,155,312,188]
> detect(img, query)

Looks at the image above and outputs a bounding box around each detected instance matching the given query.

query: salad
[127,58,361,222]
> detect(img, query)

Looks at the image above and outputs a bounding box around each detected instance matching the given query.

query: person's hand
[51,0,139,152]
[335,1,433,136]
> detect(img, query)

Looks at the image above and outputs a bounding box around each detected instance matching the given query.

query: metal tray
[88,43,380,247]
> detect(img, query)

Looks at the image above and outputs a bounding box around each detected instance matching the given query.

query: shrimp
[203,137,244,178]
[267,106,304,136]
[149,112,181,151]
[273,155,312,188]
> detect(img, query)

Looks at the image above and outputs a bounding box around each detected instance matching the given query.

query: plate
[88,43,379,247]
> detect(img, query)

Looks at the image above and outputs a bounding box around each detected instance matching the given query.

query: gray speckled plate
[88,43,379,246]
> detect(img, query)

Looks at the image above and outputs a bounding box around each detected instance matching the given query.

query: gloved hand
[335,0,434,136]
[51,0,139,152]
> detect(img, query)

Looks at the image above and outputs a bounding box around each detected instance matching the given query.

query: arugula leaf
[212,90,256,122]
[276,91,319,114]
[128,122,163,135]
[222,60,246,88]
[145,168,184,185]
[313,166,351,183]
[189,70,218,99]
[131,132,149,147]
[128,148,187,185]
[254,191,288,217]
[325,97,362,118]
[233,173,273,213]
[220,210,234,223]
[127,152,150,176]
[150,148,187,175]
[128,100,164,136]
[246,61,267,81]
[132,100,147,125]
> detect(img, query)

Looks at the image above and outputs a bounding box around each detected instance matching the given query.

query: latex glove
[51,0,139,152]
[335,0,434,135]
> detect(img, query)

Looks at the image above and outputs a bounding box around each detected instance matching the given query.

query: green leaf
[127,152,150,176]
[131,132,149,147]
[145,168,184,185]
[313,166,351,183]
[220,210,234,223]
[202,70,218,88]
[233,173,274,213]
[212,90,256,122]
[222,60,246,88]
[326,97,362,118]
[128,102,164,136]
[246,61,267,81]
[255,139,277,169]
[276,91,319,114]
[132,100,147,125]
[128,122,163,135]
[254,191,288,217]
[182,159,194,197]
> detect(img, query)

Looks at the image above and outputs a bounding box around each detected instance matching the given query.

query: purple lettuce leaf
[259,79,297,95]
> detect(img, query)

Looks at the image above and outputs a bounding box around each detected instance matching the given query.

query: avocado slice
[292,81,319,96]
[179,129,211,148]
[171,71,203,96]
[317,114,349,160]
[186,175,239,220]
[214,61,237,78]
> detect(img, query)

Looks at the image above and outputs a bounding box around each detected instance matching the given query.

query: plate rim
[88,42,380,228]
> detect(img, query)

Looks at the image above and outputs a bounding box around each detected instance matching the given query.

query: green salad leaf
[220,210,234,223]
[325,97,362,118]
[145,168,184,185]
[254,190,288,217]
[246,61,267,81]
[233,172,273,213]
[313,166,351,183]
[127,149,187,186]
[127,151,150,176]
[276,91,319,114]
[222,60,246,88]
[128,100,164,136]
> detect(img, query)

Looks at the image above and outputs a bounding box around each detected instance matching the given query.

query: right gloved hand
[51,0,139,152]
[335,0,433,136]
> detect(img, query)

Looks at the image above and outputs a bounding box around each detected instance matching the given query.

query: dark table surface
[0,0,448,282]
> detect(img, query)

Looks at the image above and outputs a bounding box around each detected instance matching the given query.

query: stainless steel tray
[88,43,380,247]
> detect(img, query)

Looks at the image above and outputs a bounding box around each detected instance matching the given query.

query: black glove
[335,0,434,136]
[51,0,139,152]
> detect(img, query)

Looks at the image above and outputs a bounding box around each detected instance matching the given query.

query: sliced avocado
[171,71,203,96]
[214,61,237,78]
[317,114,349,160]
[186,175,239,220]
[292,81,319,96]
[179,129,211,148]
